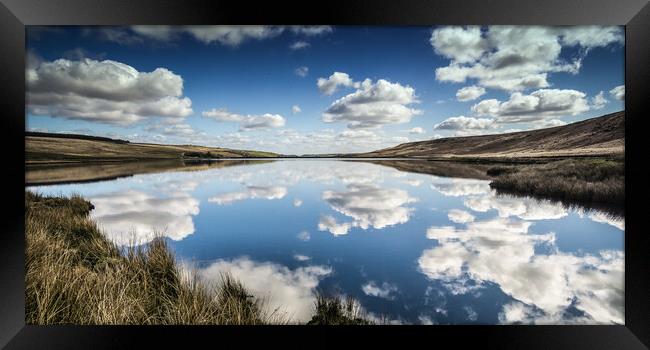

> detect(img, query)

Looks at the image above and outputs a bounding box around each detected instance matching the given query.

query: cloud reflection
[319,184,417,235]
[89,189,199,246]
[419,214,624,324]
[208,185,287,205]
[194,256,331,323]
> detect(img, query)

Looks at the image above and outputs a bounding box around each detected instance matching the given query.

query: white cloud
[464,306,478,321]
[419,215,624,324]
[293,254,311,261]
[203,108,286,130]
[89,189,199,246]
[591,91,609,110]
[456,85,486,101]
[609,85,625,101]
[289,41,310,50]
[208,185,287,205]
[125,25,332,47]
[297,230,311,241]
[464,192,568,221]
[430,26,487,64]
[318,215,355,236]
[293,198,303,207]
[362,281,399,300]
[194,257,331,323]
[434,116,496,130]
[430,178,492,197]
[432,26,623,92]
[448,209,475,223]
[322,78,422,129]
[294,66,309,77]
[27,58,192,125]
[409,127,425,134]
[291,105,302,114]
[318,184,417,235]
[471,89,590,123]
[288,25,333,36]
[317,72,357,95]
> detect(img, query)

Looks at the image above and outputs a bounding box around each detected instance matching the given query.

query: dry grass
[489,158,624,213]
[26,191,373,325]
[25,191,275,325]
[307,294,373,325]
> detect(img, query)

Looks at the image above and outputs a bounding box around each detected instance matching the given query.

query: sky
[26,25,625,155]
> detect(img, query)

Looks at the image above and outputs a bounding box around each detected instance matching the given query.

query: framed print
[1,0,648,348]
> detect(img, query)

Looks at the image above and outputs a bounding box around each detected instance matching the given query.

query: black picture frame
[1,0,648,348]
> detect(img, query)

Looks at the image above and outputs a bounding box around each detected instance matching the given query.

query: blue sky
[26,25,624,154]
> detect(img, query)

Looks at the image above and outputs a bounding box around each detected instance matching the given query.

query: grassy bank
[488,158,624,213]
[25,191,372,325]
[26,191,275,325]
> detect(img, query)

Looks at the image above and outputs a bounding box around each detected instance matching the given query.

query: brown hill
[355,111,624,159]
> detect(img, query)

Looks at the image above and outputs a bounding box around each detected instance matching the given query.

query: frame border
[1,0,648,348]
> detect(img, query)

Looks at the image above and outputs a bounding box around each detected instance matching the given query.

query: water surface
[28,160,624,324]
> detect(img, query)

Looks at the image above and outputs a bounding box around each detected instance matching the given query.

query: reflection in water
[28,160,624,324]
[89,189,199,246]
[209,185,287,205]
[430,178,491,197]
[319,184,417,236]
[362,281,399,300]
[420,214,623,324]
[193,257,331,323]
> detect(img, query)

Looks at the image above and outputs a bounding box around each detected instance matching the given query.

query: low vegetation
[307,294,373,325]
[26,191,372,325]
[488,158,624,213]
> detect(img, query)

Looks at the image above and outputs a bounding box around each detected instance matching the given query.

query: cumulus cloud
[317,72,358,95]
[362,281,399,300]
[434,116,496,131]
[294,66,309,77]
[609,85,625,101]
[419,215,624,324]
[203,108,286,130]
[471,89,590,123]
[89,189,199,246]
[456,85,486,101]
[431,26,623,92]
[291,105,302,114]
[208,185,287,205]
[26,58,192,125]
[447,209,475,223]
[409,127,425,134]
[322,77,422,129]
[290,41,310,50]
[194,257,331,322]
[464,191,568,221]
[591,91,609,110]
[293,198,303,207]
[430,178,492,197]
[318,184,417,235]
[297,230,311,241]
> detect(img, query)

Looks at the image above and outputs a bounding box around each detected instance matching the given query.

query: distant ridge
[25,131,131,144]
[354,111,624,159]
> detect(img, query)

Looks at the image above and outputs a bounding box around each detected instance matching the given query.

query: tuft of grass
[489,158,624,213]
[25,191,276,325]
[307,293,373,325]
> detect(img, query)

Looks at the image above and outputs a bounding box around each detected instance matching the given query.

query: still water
[28,160,624,324]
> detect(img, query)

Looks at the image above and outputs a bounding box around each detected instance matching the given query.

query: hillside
[25,133,279,164]
[354,111,624,159]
